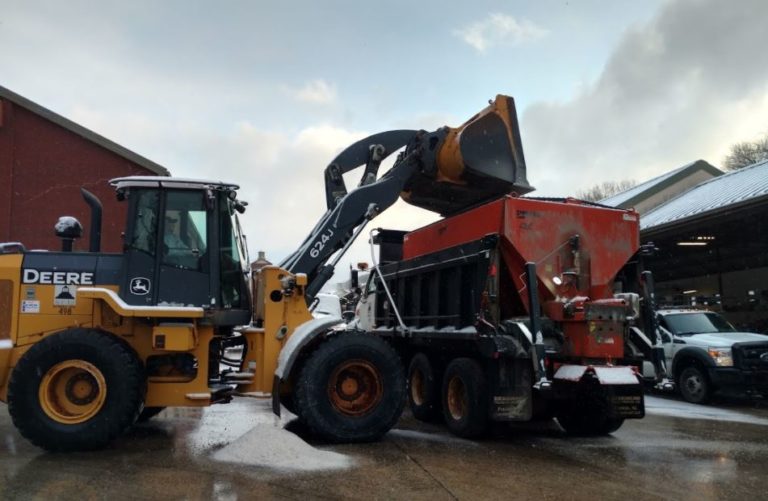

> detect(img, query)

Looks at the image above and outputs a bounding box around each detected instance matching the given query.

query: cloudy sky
[2,0,767,272]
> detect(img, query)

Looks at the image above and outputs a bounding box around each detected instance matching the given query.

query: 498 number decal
[309,228,334,258]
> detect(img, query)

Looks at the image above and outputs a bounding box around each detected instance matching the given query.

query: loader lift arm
[280,129,424,300]
[280,94,532,301]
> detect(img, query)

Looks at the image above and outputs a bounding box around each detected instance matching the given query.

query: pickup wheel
[408,353,441,422]
[294,332,405,442]
[7,329,145,451]
[441,358,488,438]
[678,365,711,404]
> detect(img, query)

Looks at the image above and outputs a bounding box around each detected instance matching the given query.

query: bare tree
[576,179,637,202]
[723,133,768,171]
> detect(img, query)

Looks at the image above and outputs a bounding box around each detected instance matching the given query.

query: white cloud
[293,79,337,104]
[521,0,768,196]
[455,13,548,53]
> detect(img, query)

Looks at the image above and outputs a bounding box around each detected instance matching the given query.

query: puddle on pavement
[645,396,768,426]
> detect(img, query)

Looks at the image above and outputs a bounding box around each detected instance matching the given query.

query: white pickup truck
[653,309,768,403]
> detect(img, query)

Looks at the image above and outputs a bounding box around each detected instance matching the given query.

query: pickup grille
[733,342,768,370]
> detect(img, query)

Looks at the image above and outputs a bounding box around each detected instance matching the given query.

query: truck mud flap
[553,365,644,419]
[490,357,533,421]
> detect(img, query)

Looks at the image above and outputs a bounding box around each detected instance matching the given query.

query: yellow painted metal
[144,324,213,407]
[0,256,315,409]
[78,287,204,318]
[434,94,519,184]
[38,360,107,424]
[152,323,196,351]
[0,254,22,392]
[239,266,313,394]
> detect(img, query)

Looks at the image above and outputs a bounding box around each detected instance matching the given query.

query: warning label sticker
[54,285,77,306]
[21,300,40,313]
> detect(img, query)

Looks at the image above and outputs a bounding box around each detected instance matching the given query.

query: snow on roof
[641,160,768,231]
[599,162,696,207]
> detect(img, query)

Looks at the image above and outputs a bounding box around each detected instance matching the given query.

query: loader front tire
[294,332,405,442]
[8,328,145,451]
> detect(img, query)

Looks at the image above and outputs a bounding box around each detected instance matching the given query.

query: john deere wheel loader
[0,95,531,451]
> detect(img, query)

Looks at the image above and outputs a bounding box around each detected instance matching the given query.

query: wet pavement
[2,394,768,500]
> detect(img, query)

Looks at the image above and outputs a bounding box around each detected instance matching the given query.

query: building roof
[0,85,170,176]
[599,159,722,208]
[641,159,768,231]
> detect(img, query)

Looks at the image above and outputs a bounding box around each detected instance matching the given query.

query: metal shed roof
[599,159,721,208]
[641,159,768,231]
[0,85,170,176]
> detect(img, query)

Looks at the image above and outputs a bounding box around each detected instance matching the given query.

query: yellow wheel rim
[39,360,107,424]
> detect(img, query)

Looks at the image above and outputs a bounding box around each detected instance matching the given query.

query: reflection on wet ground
[2,394,767,500]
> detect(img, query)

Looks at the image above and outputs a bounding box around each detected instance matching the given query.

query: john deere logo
[130,277,151,295]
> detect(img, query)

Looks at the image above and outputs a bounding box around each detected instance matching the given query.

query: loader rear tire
[7,328,145,451]
[294,332,405,443]
[408,353,441,422]
[137,406,166,423]
[441,358,488,438]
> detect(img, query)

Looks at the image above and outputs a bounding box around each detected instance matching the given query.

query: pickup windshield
[664,312,736,336]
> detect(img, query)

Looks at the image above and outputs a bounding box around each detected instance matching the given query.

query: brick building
[0,85,169,253]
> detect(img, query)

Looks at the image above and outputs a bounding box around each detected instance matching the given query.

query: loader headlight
[708,347,733,367]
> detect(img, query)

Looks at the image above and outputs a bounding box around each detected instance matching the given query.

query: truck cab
[655,309,768,403]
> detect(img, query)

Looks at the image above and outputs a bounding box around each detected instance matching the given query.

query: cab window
[162,191,207,271]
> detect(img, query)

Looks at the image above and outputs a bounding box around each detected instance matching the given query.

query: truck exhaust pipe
[80,188,103,253]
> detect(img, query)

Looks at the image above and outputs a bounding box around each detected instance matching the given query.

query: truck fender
[672,347,715,377]
[272,316,343,415]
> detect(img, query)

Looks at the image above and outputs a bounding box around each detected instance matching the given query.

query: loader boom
[281,94,532,299]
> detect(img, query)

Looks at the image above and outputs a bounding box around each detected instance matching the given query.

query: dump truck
[351,197,650,436]
[0,95,537,450]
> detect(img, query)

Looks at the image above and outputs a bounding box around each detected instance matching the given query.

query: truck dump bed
[373,196,641,359]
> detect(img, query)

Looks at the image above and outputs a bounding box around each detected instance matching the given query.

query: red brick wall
[0,99,159,253]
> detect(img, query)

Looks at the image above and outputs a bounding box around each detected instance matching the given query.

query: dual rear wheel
[408,354,489,438]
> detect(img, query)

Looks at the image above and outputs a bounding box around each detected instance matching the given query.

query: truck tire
[7,328,145,451]
[294,332,405,442]
[408,353,441,422]
[441,358,488,438]
[678,365,711,404]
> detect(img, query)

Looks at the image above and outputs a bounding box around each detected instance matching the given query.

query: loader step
[185,384,235,403]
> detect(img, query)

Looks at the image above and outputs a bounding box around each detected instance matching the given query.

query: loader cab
[111,177,251,326]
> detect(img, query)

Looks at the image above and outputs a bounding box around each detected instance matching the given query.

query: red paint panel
[403,196,640,303]
[402,198,505,260]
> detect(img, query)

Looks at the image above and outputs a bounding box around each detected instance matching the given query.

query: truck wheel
[7,328,145,451]
[441,358,488,438]
[408,353,441,422]
[294,332,405,442]
[678,366,711,404]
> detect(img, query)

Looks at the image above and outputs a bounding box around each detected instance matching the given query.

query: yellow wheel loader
[0,95,530,451]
